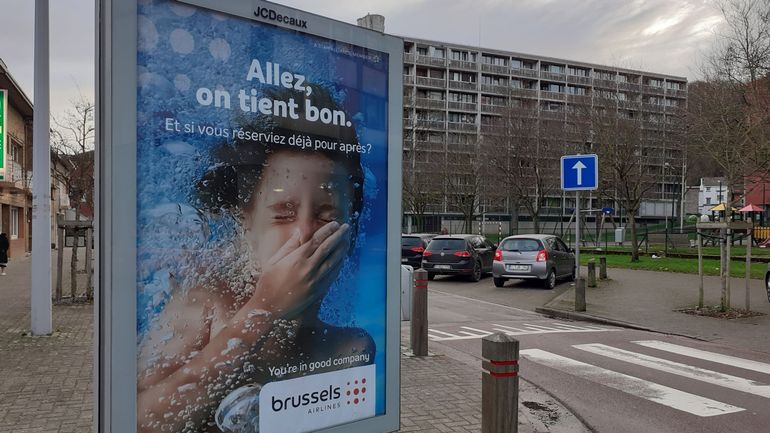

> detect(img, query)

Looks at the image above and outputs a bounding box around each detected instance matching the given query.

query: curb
[534,307,712,342]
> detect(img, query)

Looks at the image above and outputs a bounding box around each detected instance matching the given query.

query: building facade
[0,59,33,259]
[395,35,687,231]
[697,177,728,215]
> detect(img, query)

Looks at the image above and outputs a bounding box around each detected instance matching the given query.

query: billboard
[98,1,402,432]
[0,89,6,181]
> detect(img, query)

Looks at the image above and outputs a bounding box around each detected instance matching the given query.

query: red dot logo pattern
[345,378,368,405]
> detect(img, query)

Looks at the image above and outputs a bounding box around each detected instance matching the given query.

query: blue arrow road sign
[561,154,598,191]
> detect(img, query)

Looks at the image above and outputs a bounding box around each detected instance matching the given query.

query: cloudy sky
[0,0,724,120]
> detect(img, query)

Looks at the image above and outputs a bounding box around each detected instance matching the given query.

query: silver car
[492,234,575,289]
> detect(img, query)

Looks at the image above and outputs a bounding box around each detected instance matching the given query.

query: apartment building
[397,35,687,231]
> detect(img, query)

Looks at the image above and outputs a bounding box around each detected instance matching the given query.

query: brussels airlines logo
[271,385,342,412]
[260,365,376,433]
[254,7,308,29]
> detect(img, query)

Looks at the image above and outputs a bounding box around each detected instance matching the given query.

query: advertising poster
[134,1,390,432]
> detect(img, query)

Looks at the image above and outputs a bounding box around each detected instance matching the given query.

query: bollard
[599,256,607,280]
[482,333,519,433]
[587,260,597,288]
[411,268,429,356]
[575,278,586,312]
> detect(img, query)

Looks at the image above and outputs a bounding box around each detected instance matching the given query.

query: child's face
[242,151,354,272]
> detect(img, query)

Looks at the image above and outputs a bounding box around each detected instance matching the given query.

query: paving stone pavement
[0,255,571,432]
[0,255,93,433]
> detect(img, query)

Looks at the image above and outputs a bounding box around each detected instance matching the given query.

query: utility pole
[31,0,52,336]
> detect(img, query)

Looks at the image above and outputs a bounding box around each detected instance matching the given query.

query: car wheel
[543,269,556,290]
[569,266,576,282]
[469,261,482,282]
[766,273,770,303]
[427,273,435,281]
[494,277,506,288]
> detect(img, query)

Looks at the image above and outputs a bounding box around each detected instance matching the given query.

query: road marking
[521,349,744,417]
[633,341,770,375]
[425,322,618,341]
[428,289,536,315]
[575,344,770,399]
[460,326,493,335]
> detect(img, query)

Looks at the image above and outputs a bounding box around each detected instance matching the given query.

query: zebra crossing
[521,340,770,417]
[427,321,618,341]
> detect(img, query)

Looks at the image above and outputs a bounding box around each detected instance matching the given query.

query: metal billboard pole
[31,0,52,336]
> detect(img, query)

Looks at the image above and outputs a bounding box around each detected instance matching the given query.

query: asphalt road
[419,275,770,433]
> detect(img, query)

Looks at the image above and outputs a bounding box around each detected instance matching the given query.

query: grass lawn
[581,253,767,279]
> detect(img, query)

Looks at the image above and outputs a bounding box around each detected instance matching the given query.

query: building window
[10,207,19,240]
[595,70,615,80]
[706,187,711,192]
[416,46,428,56]
[450,71,476,83]
[705,197,712,205]
[431,48,445,59]
[451,50,469,61]
[449,92,476,103]
[566,86,586,95]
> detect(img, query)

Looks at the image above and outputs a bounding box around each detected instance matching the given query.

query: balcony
[404,75,415,86]
[403,93,414,105]
[643,102,664,112]
[642,85,664,95]
[480,83,510,94]
[593,78,616,89]
[618,100,641,110]
[416,55,447,67]
[404,53,415,63]
[540,71,566,81]
[415,140,446,152]
[509,87,538,98]
[449,59,477,70]
[566,94,591,105]
[447,122,478,132]
[403,117,413,128]
[541,91,566,101]
[448,80,478,91]
[618,81,640,91]
[403,139,414,150]
[414,119,447,130]
[592,96,616,107]
[480,104,506,114]
[414,98,446,110]
[481,63,510,74]
[567,75,592,85]
[511,67,539,78]
[666,88,687,98]
[415,76,447,88]
[448,101,478,111]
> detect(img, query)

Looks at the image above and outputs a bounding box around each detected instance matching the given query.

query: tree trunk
[629,213,639,262]
[532,213,541,234]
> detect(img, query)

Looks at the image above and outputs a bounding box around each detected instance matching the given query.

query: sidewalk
[0,255,93,433]
[0,255,587,432]
[539,266,770,353]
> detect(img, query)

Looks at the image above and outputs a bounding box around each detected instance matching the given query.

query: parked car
[421,234,496,282]
[492,234,575,289]
[401,233,436,269]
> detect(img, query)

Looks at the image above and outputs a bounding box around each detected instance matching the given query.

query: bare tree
[402,149,440,233]
[444,147,486,233]
[52,96,95,216]
[578,103,661,262]
[710,0,770,85]
[483,104,559,234]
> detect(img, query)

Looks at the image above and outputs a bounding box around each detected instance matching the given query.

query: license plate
[435,265,451,270]
[401,258,408,262]
[507,264,530,272]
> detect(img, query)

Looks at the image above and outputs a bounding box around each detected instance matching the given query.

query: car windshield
[500,238,543,252]
[401,237,423,247]
[427,239,466,250]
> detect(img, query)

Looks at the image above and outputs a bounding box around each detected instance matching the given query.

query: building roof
[701,177,726,187]
[400,35,688,82]
[0,58,33,119]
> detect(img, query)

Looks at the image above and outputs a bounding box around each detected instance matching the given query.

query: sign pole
[575,190,580,279]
